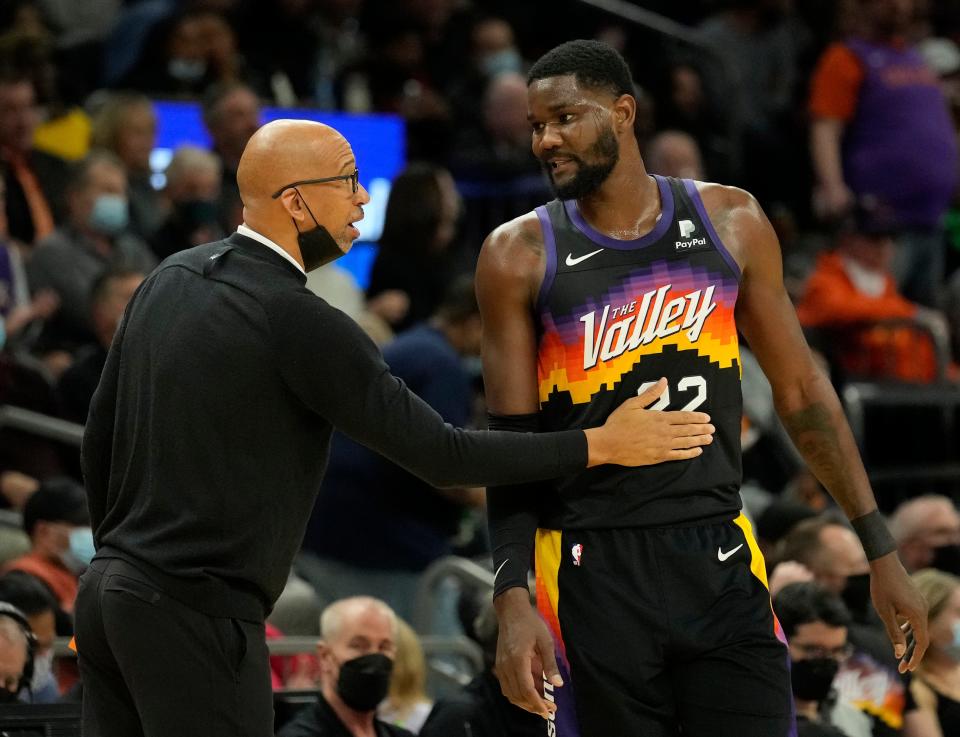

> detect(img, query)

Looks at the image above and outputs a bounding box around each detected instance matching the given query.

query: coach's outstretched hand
[869,553,929,673]
[583,377,715,467]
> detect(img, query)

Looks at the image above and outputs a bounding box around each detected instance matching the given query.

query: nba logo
[571,543,583,566]
[679,219,696,238]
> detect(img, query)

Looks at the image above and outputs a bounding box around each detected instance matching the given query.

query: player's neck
[576,156,660,240]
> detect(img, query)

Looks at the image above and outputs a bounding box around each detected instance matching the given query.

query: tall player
[477,40,928,737]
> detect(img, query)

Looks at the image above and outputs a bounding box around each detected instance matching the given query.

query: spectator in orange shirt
[4,477,92,616]
[796,206,947,383]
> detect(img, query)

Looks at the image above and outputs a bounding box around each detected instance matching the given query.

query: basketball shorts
[535,513,795,737]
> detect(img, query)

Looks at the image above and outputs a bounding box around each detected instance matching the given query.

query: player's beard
[545,125,620,200]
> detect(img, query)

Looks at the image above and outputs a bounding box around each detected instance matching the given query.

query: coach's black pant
[75,558,273,737]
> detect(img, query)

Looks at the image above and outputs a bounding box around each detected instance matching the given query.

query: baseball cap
[22,478,90,536]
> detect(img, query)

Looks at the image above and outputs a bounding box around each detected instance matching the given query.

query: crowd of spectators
[0,0,959,735]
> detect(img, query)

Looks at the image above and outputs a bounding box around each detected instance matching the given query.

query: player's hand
[584,378,714,467]
[493,587,562,719]
[869,552,929,673]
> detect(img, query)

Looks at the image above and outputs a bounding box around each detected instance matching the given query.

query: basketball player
[478,40,928,737]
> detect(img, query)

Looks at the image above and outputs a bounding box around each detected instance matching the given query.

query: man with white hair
[149,145,224,261]
[0,608,31,703]
[890,495,960,574]
[278,596,413,737]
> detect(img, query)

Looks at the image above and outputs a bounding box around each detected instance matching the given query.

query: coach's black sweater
[81,233,586,621]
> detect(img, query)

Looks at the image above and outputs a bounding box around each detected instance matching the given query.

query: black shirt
[277,693,413,737]
[82,233,586,621]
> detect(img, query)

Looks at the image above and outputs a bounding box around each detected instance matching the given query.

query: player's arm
[705,183,928,672]
[476,214,563,720]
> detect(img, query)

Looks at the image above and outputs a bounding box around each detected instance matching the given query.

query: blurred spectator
[420,597,544,737]
[90,92,164,240]
[774,517,917,736]
[366,163,466,332]
[379,618,432,734]
[314,0,368,110]
[449,71,539,179]
[306,261,396,346]
[0,24,92,164]
[796,207,949,383]
[910,568,960,736]
[300,277,483,630]
[202,81,260,231]
[234,0,324,103]
[119,10,237,98]
[3,477,91,615]
[654,62,730,181]
[0,605,30,704]
[699,0,811,207]
[29,0,122,105]
[645,129,706,180]
[26,151,156,350]
[890,495,960,574]
[774,582,869,737]
[809,0,958,306]
[0,176,59,350]
[0,570,59,702]
[0,72,69,246]
[446,17,525,138]
[149,145,223,260]
[56,268,143,423]
[277,596,413,737]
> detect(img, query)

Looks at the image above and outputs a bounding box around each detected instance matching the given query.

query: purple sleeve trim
[683,179,743,282]
[535,205,558,311]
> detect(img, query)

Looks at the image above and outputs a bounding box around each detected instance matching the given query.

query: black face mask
[791,657,839,702]
[293,187,345,272]
[336,653,393,712]
[177,199,219,229]
[842,573,872,622]
[931,544,960,576]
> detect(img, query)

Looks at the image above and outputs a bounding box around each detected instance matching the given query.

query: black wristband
[851,510,897,561]
[487,411,541,596]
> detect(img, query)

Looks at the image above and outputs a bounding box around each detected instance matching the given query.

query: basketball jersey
[534,175,743,529]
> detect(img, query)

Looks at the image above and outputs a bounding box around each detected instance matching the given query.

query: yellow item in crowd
[33,108,92,161]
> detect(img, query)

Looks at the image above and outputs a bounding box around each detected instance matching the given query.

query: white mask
[841,257,887,298]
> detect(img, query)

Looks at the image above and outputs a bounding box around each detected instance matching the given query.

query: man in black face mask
[278,596,412,737]
[774,582,869,737]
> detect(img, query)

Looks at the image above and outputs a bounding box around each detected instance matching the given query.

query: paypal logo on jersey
[676,219,708,251]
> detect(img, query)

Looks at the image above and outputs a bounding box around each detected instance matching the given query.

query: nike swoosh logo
[565,249,604,267]
[717,544,743,562]
[495,559,509,579]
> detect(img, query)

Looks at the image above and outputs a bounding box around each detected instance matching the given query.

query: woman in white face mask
[910,569,960,737]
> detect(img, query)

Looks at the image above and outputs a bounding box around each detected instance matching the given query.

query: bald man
[74,120,716,737]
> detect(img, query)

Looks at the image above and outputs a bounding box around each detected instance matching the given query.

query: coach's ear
[612,93,636,136]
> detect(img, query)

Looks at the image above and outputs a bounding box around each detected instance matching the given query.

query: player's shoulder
[477,209,546,282]
[693,181,766,228]
[482,209,544,254]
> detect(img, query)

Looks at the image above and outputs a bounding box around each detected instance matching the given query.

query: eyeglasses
[271,168,360,199]
[792,643,854,662]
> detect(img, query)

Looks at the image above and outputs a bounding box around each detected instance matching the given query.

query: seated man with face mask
[278,596,412,737]
[3,478,95,617]
[774,582,872,737]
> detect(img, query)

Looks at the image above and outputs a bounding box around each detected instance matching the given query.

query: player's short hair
[527,39,635,99]
[773,582,852,638]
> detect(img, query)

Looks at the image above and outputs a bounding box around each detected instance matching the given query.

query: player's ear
[612,94,636,135]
